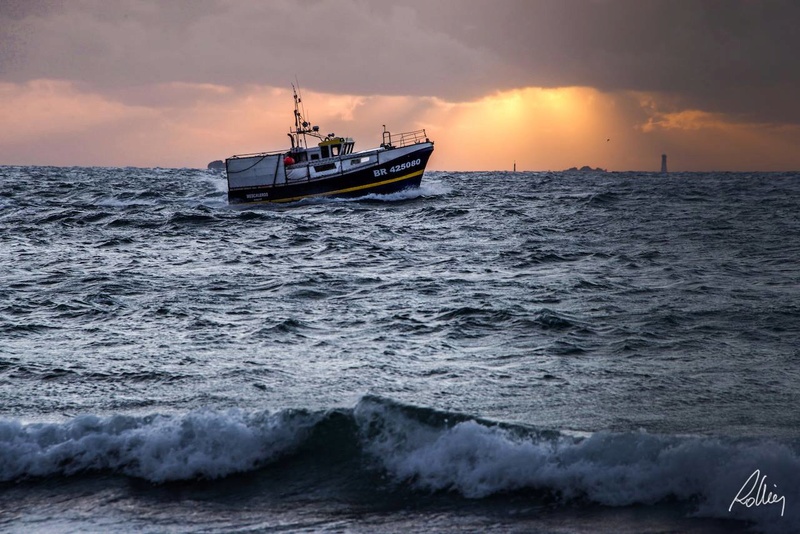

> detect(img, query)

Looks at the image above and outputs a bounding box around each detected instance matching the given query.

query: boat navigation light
[313,126,319,132]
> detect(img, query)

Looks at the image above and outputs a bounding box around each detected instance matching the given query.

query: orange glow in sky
[1,80,800,172]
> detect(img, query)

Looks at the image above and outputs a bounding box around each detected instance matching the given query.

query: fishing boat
[225,87,434,204]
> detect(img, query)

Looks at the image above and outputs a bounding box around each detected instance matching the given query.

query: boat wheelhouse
[225,87,434,204]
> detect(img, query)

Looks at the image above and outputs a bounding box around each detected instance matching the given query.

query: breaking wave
[1,396,797,532]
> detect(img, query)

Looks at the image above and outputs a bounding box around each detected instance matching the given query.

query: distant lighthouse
[661,154,668,173]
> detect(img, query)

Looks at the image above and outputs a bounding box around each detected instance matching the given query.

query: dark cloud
[1,0,799,124]
[0,0,494,95]
[412,0,800,122]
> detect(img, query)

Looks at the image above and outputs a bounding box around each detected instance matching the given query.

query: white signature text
[729,469,786,517]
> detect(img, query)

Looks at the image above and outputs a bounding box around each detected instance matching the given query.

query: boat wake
[294,180,452,205]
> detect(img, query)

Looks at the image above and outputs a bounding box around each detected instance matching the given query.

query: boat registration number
[374,158,422,177]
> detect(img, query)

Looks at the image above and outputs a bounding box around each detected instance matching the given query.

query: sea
[1,165,799,533]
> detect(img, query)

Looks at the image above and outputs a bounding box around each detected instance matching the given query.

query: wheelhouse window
[314,163,336,172]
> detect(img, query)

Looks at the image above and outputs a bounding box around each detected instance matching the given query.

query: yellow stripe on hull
[266,169,425,204]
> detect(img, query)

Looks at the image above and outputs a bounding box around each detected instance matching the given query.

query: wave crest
[0,408,322,483]
[2,396,798,530]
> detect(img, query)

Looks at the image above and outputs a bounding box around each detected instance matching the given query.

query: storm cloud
[2,0,799,124]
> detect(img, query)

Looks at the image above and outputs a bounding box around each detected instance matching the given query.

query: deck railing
[382,128,429,149]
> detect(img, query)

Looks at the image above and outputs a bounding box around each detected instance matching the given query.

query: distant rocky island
[207,160,225,171]
[564,166,607,172]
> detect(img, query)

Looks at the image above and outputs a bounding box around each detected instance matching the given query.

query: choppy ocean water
[1,165,799,533]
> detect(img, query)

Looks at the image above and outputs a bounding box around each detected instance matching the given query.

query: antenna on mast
[295,76,309,127]
[289,77,322,150]
[290,82,309,149]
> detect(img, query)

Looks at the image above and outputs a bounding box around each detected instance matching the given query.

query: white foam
[202,170,230,195]
[293,179,452,205]
[354,397,800,532]
[0,409,320,483]
[369,179,453,201]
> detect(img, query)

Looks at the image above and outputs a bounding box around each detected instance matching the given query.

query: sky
[1,0,799,171]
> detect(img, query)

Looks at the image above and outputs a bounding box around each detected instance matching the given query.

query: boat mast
[289,83,321,150]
